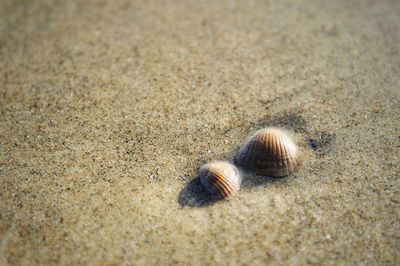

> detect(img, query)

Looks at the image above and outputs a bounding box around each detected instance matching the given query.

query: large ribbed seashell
[234,127,302,177]
[199,161,241,199]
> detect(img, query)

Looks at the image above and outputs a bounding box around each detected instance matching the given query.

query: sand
[0,0,399,265]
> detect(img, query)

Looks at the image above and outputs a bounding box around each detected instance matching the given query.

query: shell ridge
[209,168,231,196]
[217,172,235,195]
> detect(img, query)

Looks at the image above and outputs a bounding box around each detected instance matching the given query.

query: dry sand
[1,0,399,265]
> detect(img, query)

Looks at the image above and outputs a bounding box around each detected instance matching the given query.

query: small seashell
[199,161,241,199]
[234,127,302,177]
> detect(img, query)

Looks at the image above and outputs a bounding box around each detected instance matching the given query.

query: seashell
[199,161,241,199]
[234,127,302,177]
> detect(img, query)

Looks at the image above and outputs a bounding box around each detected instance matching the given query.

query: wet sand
[1,0,399,264]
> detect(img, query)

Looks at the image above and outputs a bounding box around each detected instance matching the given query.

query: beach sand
[0,0,399,264]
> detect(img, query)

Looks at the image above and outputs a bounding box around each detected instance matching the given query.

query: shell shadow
[257,109,308,134]
[178,177,222,207]
[238,167,290,189]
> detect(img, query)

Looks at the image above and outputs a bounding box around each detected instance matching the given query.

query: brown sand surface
[1,0,399,264]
